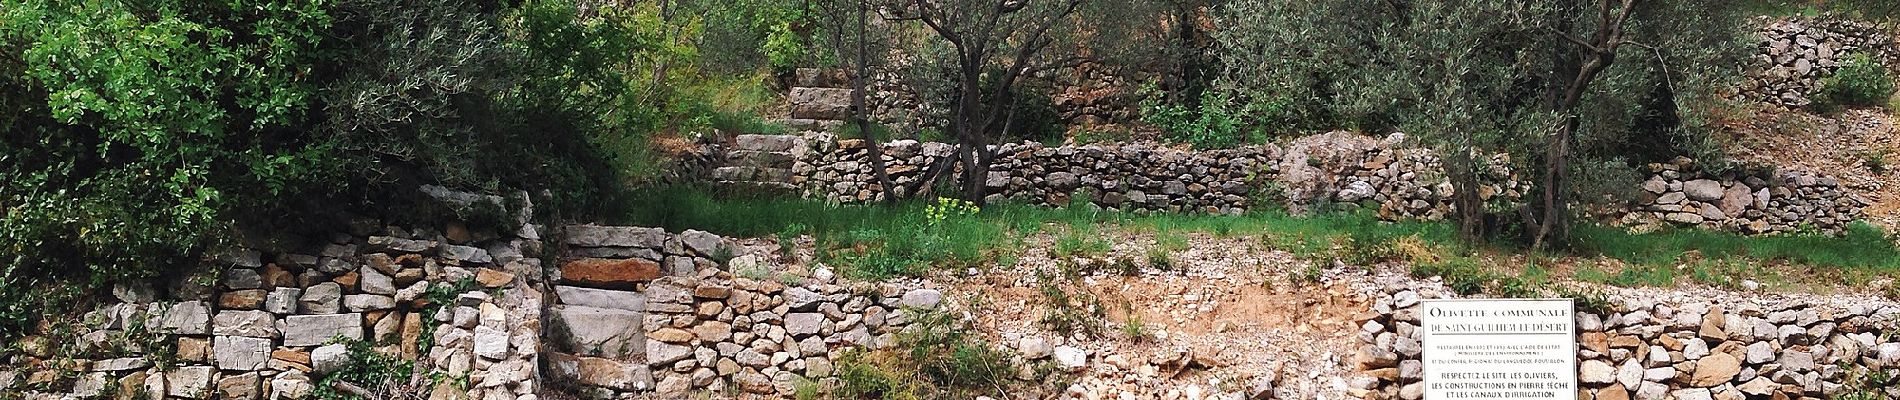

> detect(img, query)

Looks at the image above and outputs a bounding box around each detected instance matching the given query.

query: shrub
[1814,53,1896,113]
[314,338,420,400]
[831,310,1016,399]
[1138,83,1265,149]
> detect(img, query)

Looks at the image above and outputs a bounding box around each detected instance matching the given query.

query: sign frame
[1418,298,1578,400]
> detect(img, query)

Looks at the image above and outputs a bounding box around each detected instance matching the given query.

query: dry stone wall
[708,133,1865,235]
[1626,159,1870,234]
[982,141,1277,213]
[0,187,546,400]
[1745,17,1899,107]
[552,225,940,398]
[1354,283,1900,400]
[1334,147,1529,221]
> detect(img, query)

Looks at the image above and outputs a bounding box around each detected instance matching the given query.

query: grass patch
[623,186,1900,293]
[1572,222,1900,274]
[831,310,1020,399]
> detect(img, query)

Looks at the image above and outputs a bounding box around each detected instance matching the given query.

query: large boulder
[789,87,852,120]
[1718,184,1753,216]
[1683,179,1724,202]
[552,306,643,357]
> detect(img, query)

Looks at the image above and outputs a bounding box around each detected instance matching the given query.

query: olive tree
[1216,0,1749,246]
[887,0,1159,203]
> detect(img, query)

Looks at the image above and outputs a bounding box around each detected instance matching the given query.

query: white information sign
[1420,299,1577,400]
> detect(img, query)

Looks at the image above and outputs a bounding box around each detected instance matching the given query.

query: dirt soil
[934,227,1386,400]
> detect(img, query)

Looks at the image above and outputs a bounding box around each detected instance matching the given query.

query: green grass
[624,186,1900,292]
[1572,222,1900,273]
[831,310,1019,399]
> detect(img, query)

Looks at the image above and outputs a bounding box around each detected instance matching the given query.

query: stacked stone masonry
[1629,159,1869,234]
[709,133,1865,235]
[1745,17,1899,107]
[1355,285,1900,400]
[0,187,545,400]
[554,225,940,398]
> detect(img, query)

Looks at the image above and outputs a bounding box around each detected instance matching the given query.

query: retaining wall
[1355,285,1900,400]
[709,133,1868,235]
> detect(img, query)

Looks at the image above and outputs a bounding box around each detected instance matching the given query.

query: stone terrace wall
[1627,159,1869,234]
[553,225,941,398]
[1354,284,1900,400]
[982,141,1277,213]
[0,188,545,400]
[1334,148,1529,221]
[707,133,1866,235]
[1745,17,1899,108]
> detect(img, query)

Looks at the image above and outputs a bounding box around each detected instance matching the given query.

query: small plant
[710,246,736,266]
[1144,248,1174,271]
[775,223,809,257]
[831,309,1017,399]
[791,376,822,400]
[1836,346,1898,400]
[1112,257,1142,276]
[1138,82,1265,149]
[1118,304,1152,342]
[1411,257,1491,296]
[416,277,478,354]
[924,197,981,226]
[1813,53,1896,113]
[1053,224,1112,259]
[1290,261,1324,284]
[1860,150,1890,174]
[314,338,418,400]
[1037,271,1104,337]
[1554,287,1616,315]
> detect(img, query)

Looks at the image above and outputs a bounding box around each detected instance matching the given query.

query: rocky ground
[1729,108,1900,231]
[736,216,1900,400]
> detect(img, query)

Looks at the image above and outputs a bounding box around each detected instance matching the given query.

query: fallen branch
[331,380,377,399]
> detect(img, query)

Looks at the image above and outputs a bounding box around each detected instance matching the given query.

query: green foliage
[1572,222,1900,273]
[627,187,1900,292]
[1411,256,1542,298]
[1138,82,1269,149]
[1814,53,1896,113]
[416,277,478,354]
[1837,333,1899,400]
[692,0,811,74]
[1213,0,1750,243]
[1860,150,1891,174]
[0,0,333,338]
[825,198,1000,279]
[314,338,414,400]
[0,0,702,340]
[1053,223,1113,259]
[831,310,1016,399]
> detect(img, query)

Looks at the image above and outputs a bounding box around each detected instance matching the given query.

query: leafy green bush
[1814,53,1896,113]
[1138,83,1267,149]
[0,0,676,340]
[314,338,419,400]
